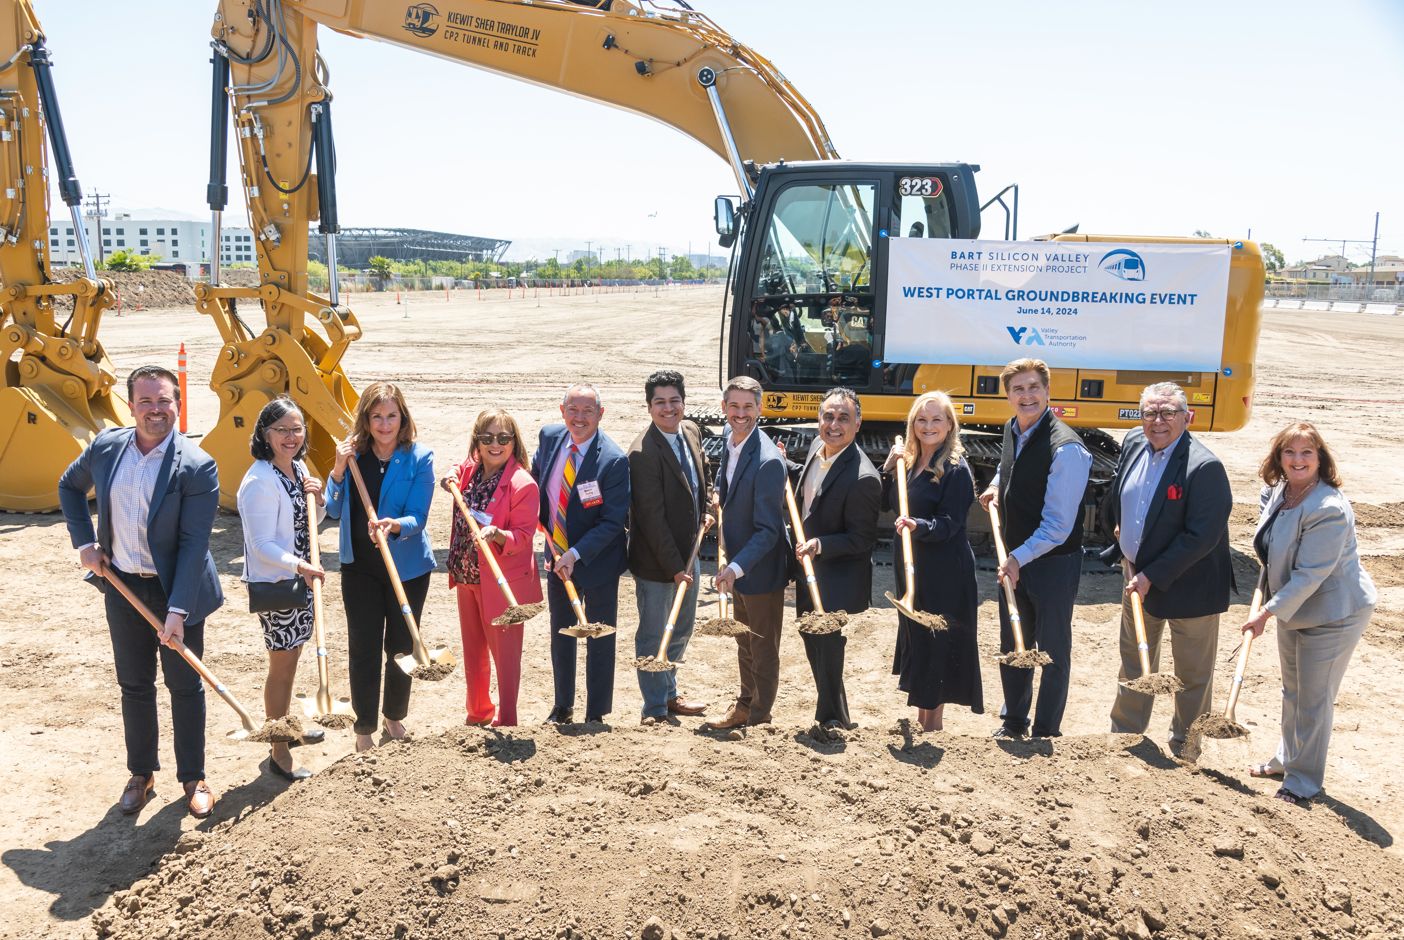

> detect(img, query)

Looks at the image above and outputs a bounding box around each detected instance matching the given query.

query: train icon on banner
[1100,248,1146,282]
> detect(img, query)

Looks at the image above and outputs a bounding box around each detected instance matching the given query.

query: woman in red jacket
[441,409,542,727]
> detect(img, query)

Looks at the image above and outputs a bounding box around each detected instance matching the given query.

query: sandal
[1274,786,1312,807]
[1249,763,1283,779]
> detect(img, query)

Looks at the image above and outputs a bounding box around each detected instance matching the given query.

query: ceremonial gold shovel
[1183,569,1267,760]
[988,502,1051,669]
[542,531,616,639]
[347,459,455,680]
[297,502,353,727]
[635,518,712,672]
[698,500,747,637]
[785,477,848,634]
[882,442,948,632]
[1120,590,1186,696]
[101,570,298,743]
[445,478,546,625]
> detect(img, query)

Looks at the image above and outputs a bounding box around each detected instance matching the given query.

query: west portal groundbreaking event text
[885,239,1232,372]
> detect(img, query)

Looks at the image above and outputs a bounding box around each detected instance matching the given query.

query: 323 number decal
[898,176,944,198]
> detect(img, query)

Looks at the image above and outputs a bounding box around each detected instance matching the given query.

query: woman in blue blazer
[325,381,436,753]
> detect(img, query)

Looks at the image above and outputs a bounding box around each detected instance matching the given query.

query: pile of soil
[90,725,1404,940]
[52,267,197,311]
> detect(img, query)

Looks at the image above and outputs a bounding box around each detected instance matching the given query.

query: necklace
[377,456,390,475]
[1282,479,1317,509]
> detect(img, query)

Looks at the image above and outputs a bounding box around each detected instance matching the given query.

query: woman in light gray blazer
[237,398,327,781]
[1240,421,1376,806]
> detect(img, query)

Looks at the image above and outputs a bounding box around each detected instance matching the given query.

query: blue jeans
[633,561,700,717]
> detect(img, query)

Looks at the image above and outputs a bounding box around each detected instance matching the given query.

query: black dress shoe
[290,728,326,747]
[544,707,574,725]
[266,756,312,782]
[585,715,605,724]
[991,725,1027,740]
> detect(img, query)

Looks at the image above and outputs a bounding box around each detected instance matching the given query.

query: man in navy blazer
[58,365,224,818]
[533,382,630,724]
[708,375,791,730]
[1101,382,1233,754]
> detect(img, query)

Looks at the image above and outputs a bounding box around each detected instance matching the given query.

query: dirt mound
[1354,502,1404,528]
[91,726,1403,940]
[51,267,197,311]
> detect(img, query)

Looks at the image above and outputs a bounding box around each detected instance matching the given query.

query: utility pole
[1305,215,1381,292]
[84,191,109,266]
[585,240,593,270]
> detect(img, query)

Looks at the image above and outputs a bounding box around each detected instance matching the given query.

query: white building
[46,213,256,267]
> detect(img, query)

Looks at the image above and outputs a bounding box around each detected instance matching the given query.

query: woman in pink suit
[441,409,542,727]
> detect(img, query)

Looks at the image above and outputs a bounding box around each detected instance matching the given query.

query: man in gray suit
[708,375,791,729]
[59,365,224,818]
[1101,382,1233,754]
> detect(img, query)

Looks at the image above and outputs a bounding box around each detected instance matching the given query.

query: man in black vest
[1101,382,1233,754]
[792,387,881,730]
[978,358,1091,738]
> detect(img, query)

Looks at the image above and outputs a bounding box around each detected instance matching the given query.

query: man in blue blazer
[58,365,224,818]
[1101,382,1233,754]
[708,375,791,730]
[533,383,630,724]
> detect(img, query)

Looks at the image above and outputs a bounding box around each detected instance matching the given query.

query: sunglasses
[475,432,515,446]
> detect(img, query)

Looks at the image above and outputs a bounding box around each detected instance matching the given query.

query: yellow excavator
[0,0,126,511]
[199,0,1263,515]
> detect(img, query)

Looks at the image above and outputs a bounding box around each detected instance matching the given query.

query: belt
[113,566,158,579]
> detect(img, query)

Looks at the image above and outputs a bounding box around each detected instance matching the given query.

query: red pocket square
[1166,484,1183,501]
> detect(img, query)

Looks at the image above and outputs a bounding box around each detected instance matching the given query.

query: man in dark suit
[792,387,880,730]
[628,370,712,723]
[708,375,791,730]
[58,365,224,818]
[1102,382,1233,753]
[534,382,630,725]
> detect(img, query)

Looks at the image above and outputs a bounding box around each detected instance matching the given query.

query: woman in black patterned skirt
[237,398,326,780]
[882,391,983,731]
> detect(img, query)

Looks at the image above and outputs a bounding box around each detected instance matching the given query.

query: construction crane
[0,0,126,511]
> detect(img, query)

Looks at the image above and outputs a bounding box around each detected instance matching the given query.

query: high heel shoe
[266,753,312,782]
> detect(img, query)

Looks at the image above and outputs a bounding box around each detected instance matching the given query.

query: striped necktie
[551,443,579,552]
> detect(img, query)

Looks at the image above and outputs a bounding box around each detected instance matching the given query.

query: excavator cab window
[749,181,878,389]
[880,173,959,393]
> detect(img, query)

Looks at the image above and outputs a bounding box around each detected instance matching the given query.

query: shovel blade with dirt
[1119,592,1185,696]
[785,477,848,635]
[1182,573,1266,762]
[988,502,1051,669]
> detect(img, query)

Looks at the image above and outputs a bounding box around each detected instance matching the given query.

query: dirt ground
[2,287,1401,939]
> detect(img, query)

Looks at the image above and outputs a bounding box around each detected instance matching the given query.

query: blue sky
[37,0,1404,263]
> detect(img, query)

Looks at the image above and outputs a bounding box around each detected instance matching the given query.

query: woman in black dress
[882,391,983,731]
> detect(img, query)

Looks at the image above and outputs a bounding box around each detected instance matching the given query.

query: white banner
[884,238,1232,371]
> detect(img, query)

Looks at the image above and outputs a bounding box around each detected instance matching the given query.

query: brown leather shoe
[118,774,154,815]
[667,696,708,717]
[183,780,216,819]
[704,706,749,730]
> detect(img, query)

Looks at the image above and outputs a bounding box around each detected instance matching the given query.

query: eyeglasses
[1141,408,1184,423]
[476,432,514,446]
[267,425,306,437]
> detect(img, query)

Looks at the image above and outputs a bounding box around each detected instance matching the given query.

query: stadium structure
[308,227,511,266]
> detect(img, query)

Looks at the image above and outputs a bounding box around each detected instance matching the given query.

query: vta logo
[1006,326,1045,346]
[404,3,440,38]
[1100,248,1146,282]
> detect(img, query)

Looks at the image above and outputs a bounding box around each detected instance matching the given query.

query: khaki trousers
[733,588,786,724]
[1109,582,1220,743]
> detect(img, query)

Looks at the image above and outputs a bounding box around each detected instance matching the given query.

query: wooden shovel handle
[656,520,711,657]
[101,571,257,732]
[893,444,917,608]
[346,459,430,664]
[1129,591,1154,676]
[784,477,826,615]
[1224,571,1267,719]
[987,502,1027,654]
[446,477,521,606]
[307,495,332,713]
[542,528,591,627]
[714,501,731,619]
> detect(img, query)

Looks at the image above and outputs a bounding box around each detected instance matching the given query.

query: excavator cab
[720,161,982,412]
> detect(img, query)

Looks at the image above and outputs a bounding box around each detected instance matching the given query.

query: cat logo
[404,3,440,38]
[764,393,789,411]
[962,403,975,415]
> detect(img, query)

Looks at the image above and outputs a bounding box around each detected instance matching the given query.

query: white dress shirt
[722,426,759,579]
[109,431,173,576]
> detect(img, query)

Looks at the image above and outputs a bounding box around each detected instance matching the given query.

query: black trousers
[997,550,1080,737]
[801,631,850,726]
[547,574,618,719]
[105,569,206,783]
[342,569,431,735]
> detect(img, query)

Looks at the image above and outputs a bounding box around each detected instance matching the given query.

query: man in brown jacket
[628,370,712,723]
